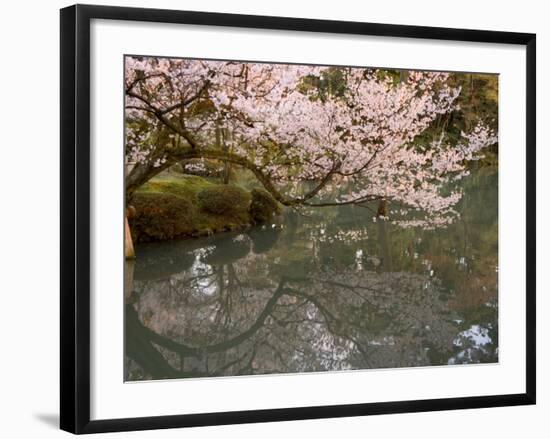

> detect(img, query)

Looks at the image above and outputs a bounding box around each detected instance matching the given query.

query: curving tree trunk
[126,147,382,210]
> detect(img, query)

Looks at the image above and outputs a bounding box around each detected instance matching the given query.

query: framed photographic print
[60,4,536,434]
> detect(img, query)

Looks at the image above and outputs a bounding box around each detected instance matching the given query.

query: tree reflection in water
[125,170,498,381]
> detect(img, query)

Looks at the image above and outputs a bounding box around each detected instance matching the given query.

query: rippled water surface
[125,168,498,381]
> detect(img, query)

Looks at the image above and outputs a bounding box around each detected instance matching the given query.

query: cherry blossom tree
[125,56,497,228]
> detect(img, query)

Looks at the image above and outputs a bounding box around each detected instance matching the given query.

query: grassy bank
[129,174,280,243]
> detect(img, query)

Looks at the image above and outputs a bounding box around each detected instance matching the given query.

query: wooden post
[124,259,135,302]
[125,216,135,259]
[377,199,387,217]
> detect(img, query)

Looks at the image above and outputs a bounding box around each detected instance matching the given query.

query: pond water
[125,168,498,381]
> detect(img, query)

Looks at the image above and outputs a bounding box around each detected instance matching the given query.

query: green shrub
[197,185,251,215]
[131,192,194,242]
[249,188,281,223]
[129,176,253,243]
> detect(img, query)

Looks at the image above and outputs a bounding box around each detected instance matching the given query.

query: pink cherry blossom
[125,56,497,229]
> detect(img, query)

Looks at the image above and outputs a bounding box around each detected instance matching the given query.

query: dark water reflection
[125,168,498,381]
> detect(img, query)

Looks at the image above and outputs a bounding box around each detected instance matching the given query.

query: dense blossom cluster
[125,56,497,228]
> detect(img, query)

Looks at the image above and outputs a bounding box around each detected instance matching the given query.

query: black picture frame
[60,4,536,434]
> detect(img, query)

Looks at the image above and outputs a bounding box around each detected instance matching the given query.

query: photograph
[123,56,499,381]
